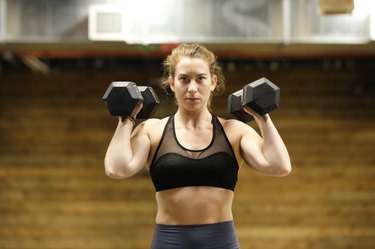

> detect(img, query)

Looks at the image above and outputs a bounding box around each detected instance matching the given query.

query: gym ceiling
[0,0,374,72]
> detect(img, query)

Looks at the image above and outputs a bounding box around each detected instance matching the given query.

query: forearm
[254,114,291,175]
[104,117,135,178]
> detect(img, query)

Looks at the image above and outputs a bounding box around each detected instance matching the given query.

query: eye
[178,75,190,84]
[179,76,188,82]
[197,75,206,81]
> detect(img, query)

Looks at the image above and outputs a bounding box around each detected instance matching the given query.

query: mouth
[186,97,200,101]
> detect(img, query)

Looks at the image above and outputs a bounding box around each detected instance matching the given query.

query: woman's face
[169,57,217,112]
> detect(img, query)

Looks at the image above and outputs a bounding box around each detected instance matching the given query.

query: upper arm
[222,119,267,171]
[127,121,152,176]
[224,118,290,177]
[238,122,271,173]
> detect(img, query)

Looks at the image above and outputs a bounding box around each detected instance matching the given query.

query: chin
[187,105,206,112]
[180,100,207,112]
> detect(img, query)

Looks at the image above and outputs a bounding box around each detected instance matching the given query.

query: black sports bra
[149,115,239,192]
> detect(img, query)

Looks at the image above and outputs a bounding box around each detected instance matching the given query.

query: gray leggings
[150,221,240,249]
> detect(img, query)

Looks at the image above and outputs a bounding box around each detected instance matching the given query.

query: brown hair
[160,43,225,109]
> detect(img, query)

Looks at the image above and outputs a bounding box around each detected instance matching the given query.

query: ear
[211,75,217,92]
[168,76,175,92]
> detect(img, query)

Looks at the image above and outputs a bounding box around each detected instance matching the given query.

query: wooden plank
[1,66,375,249]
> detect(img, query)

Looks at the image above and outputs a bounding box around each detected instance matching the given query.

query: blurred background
[0,0,374,248]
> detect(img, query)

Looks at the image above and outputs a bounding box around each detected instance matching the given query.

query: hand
[243,106,268,122]
[119,103,144,124]
[132,103,144,119]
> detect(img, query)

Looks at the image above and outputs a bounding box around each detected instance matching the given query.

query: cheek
[205,84,214,93]
[173,85,184,97]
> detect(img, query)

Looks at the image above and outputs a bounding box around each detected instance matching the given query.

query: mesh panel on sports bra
[151,115,236,164]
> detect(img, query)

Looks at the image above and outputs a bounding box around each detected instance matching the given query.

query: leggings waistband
[151,221,240,249]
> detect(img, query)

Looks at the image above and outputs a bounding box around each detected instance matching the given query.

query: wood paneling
[0,65,374,249]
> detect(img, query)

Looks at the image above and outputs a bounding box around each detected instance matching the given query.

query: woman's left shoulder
[217,116,248,129]
[216,116,257,136]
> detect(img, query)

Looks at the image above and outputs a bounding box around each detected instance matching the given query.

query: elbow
[275,162,292,177]
[278,167,291,177]
[105,168,127,179]
[104,161,131,180]
[253,161,292,177]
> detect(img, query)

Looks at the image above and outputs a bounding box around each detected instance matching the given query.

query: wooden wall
[0,61,374,249]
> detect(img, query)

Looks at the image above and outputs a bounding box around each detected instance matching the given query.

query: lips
[186,97,199,101]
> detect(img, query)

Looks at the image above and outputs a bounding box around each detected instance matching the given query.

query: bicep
[128,125,151,175]
[239,127,270,173]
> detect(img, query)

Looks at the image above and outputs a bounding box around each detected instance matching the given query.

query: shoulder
[217,116,254,131]
[137,117,170,156]
[217,116,241,127]
[216,116,259,141]
[134,117,169,135]
[142,117,169,127]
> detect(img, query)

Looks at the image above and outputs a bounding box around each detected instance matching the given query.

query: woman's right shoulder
[143,116,169,126]
[138,117,169,133]
[137,117,170,147]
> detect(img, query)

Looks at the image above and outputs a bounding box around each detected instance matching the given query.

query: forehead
[175,57,210,74]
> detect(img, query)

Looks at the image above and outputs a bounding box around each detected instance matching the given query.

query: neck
[175,108,212,128]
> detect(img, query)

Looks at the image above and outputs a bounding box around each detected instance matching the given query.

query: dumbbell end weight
[103,81,143,117]
[242,77,280,115]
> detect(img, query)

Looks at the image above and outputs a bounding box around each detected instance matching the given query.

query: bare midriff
[155,186,234,225]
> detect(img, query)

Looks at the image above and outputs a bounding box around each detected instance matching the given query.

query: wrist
[261,113,270,122]
[254,113,270,124]
[119,116,136,125]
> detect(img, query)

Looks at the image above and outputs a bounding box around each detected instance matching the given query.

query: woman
[104,44,291,249]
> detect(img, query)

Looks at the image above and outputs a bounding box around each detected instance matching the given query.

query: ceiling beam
[1,41,374,59]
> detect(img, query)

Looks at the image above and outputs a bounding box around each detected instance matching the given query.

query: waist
[155,186,234,225]
[151,221,240,249]
[155,220,235,229]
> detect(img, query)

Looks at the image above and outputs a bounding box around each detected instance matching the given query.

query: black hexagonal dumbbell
[228,77,280,122]
[103,81,160,119]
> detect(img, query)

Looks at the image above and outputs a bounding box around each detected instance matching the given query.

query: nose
[188,81,198,94]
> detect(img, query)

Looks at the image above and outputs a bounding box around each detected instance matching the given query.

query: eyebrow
[196,73,208,77]
[178,73,208,77]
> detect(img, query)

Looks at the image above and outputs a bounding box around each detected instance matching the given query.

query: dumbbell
[103,81,160,119]
[228,77,280,122]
